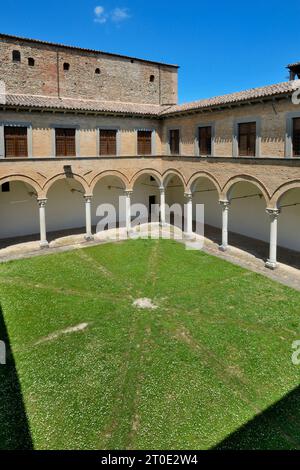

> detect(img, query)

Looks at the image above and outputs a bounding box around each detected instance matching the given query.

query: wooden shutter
[137,130,152,155]
[293,118,300,157]
[169,129,180,155]
[55,128,76,157]
[238,122,256,156]
[199,126,212,155]
[4,127,28,157]
[100,130,117,156]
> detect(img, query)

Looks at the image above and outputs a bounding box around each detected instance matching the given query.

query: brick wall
[0,36,178,105]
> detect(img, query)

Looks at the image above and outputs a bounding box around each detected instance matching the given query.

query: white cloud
[111,7,130,23]
[94,6,108,24]
[94,6,131,25]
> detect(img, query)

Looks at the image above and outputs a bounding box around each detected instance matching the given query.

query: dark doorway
[149,195,156,219]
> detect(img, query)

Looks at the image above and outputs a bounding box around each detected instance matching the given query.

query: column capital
[159,186,165,194]
[84,195,93,203]
[124,190,133,197]
[184,192,193,201]
[37,198,47,208]
[266,208,281,218]
[219,199,230,209]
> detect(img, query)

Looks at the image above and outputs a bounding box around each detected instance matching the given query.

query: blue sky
[1,0,300,103]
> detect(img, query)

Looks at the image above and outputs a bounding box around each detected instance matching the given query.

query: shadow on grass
[214,386,300,450]
[0,305,33,449]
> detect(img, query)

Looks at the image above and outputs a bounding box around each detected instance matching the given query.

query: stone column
[265,208,280,270]
[84,196,94,241]
[38,199,49,248]
[185,192,193,236]
[125,190,133,233]
[219,200,230,251]
[159,186,166,226]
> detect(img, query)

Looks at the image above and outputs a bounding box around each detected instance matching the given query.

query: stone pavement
[0,224,299,292]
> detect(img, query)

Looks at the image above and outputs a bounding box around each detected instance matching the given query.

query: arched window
[28,57,35,67]
[12,50,21,62]
[150,75,155,83]
[95,68,101,75]
[63,62,70,71]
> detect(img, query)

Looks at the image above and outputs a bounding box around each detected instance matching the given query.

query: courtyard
[0,238,299,450]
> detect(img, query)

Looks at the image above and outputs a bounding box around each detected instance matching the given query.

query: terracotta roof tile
[161,81,300,116]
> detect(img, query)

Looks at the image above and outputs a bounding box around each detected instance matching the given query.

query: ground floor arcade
[0,170,299,270]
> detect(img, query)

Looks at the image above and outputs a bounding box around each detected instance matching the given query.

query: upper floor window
[137,130,152,155]
[99,129,117,156]
[12,50,21,62]
[293,118,300,157]
[28,57,35,67]
[63,62,70,71]
[55,128,76,157]
[238,122,256,157]
[198,126,212,156]
[4,127,28,158]
[169,129,180,155]
[150,75,155,83]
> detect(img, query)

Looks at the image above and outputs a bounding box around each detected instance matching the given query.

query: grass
[0,238,300,450]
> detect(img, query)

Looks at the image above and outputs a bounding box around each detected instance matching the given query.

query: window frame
[286,112,300,158]
[135,128,156,156]
[51,124,80,158]
[195,122,215,157]
[167,127,181,156]
[0,121,32,159]
[96,127,121,157]
[233,117,261,158]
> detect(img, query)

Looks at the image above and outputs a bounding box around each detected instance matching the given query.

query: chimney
[287,63,300,81]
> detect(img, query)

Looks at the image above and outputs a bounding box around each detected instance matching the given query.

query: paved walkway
[0,224,299,292]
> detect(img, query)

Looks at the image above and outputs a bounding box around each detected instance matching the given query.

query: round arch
[90,170,129,194]
[130,169,162,190]
[43,173,89,197]
[222,175,270,205]
[187,171,222,197]
[270,180,300,209]
[162,169,187,191]
[0,175,42,197]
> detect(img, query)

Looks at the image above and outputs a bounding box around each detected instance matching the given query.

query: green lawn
[0,239,300,450]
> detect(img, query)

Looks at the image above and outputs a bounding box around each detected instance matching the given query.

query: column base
[265,260,277,270]
[40,241,49,249]
[219,244,228,252]
[84,235,94,242]
[184,232,194,240]
[159,222,168,227]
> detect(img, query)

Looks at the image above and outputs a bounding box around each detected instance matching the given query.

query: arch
[221,175,270,205]
[162,169,187,191]
[0,175,42,196]
[270,180,300,209]
[130,169,162,190]
[90,170,129,193]
[187,171,222,196]
[43,173,89,197]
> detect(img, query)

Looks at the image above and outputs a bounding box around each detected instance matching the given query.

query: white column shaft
[125,191,132,232]
[38,199,48,248]
[266,209,280,269]
[85,197,93,241]
[160,188,166,225]
[220,201,230,251]
[185,193,193,235]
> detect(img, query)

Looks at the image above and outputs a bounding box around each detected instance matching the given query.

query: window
[293,118,300,157]
[169,129,180,155]
[63,62,70,71]
[4,127,28,157]
[55,128,76,157]
[28,58,35,66]
[137,130,152,155]
[12,50,21,62]
[1,182,10,193]
[198,126,212,155]
[150,75,155,83]
[95,68,101,75]
[99,129,117,156]
[238,122,256,156]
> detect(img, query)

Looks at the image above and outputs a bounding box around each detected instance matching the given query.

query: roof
[3,94,163,116]
[0,33,179,69]
[161,80,300,116]
[1,80,299,117]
